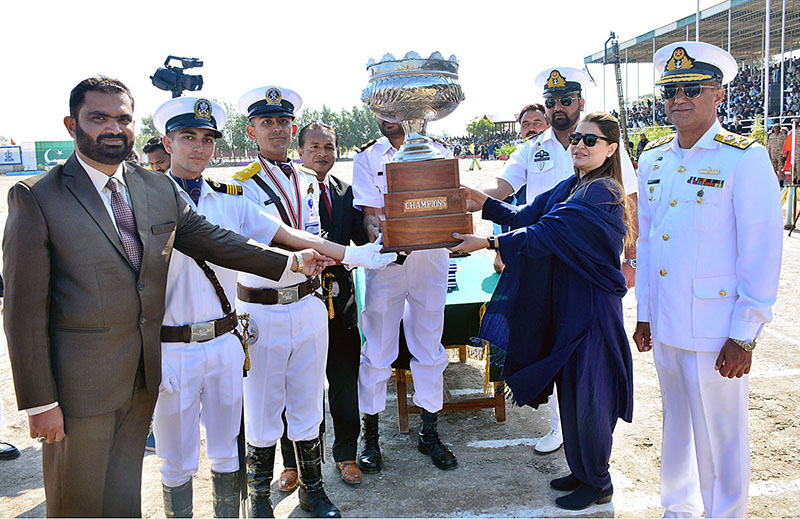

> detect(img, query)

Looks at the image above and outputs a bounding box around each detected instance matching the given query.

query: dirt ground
[1,159,799,518]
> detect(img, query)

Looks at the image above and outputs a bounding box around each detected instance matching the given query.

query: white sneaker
[535,429,563,454]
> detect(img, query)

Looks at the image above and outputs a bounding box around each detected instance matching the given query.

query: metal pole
[653,37,657,126]
[765,0,771,132]
[789,119,797,227]
[603,60,607,112]
[626,48,629,115]
[781,0,786,123]
[696,0,700,41]
[728,3,732,118]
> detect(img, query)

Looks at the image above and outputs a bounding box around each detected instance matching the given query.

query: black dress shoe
[550,473,581,491]
[555,483,613,511]
[0,441,20,461]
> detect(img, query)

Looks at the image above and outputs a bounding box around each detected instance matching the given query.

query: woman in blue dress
[451,112,634,511]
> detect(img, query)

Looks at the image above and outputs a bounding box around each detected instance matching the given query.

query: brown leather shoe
[278,467,298,492]
[336,461,362,485]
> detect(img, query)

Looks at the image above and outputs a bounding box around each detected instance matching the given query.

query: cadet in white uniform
[634,42,783,518]
[352,119,458,473]
[480,67,639,455]
[231,86,395,519]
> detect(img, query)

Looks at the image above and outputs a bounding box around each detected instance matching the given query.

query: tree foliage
[466,117,494,139]
[136,103,381,159]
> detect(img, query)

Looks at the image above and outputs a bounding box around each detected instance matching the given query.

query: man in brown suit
[2,76,330,517]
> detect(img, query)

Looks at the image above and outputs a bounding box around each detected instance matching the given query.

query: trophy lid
[366,50,460,78]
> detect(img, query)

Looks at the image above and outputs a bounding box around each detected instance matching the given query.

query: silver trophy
[361,51,465,162]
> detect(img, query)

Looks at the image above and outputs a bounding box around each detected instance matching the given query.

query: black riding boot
[211,470,241,518]
[246,444,275,518]
[163,479,193,518]
[418,409,457,470]
[294,439,341,518]
[357,413,382,473]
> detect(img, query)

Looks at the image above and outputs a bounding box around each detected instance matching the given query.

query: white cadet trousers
[359,248,449,415]
[239,294,328,447]
[153,334,245,487]
[653,341,750,518]
[547,388,561,432]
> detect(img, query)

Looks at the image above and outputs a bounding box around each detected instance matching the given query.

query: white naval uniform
[231,159,328,447]
[153,175,284,487]
[500,128,638,433]
[352,137,453,414]
[637,121,783,518]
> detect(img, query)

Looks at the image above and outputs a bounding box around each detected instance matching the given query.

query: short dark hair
[298,122,337,148]
[518,103,547,123]
[69,76,134,118]
[143,135,165,154]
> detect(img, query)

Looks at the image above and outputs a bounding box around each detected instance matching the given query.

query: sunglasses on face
[545,95,579,108]
[568,132,614,147]
[660,84,716,100]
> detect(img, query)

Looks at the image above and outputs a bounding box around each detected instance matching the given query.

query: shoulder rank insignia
[714,132,756,150]
[521,134,536,143]
[643,134,675,151]
[355,139,377,153]
[206,179,243,196]
[429,136,447,147]
[232,162,261,182]
[297,165,318,177]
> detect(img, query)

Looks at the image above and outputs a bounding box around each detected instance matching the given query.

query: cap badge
[546,70,568,89]
[266,87,283,105]
[666,47,694,71]
[194,99,212,120]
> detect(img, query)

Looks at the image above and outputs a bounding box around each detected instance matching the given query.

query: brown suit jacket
[3,154,290,417]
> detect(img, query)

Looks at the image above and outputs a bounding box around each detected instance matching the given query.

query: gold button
[697,198,703,204]
[719,290,727,297]
[678,166,685,172]
[670,200,677,207]
[659,269,667,276]
[649,186,654,193]
[662,234,669,241]
[649,196,653,201]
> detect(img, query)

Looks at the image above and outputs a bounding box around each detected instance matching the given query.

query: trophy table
[361,51,472,252]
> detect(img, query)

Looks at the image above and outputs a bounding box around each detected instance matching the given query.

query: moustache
[97,134,128,146]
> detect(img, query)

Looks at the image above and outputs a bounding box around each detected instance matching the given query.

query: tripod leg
[790,188,800,237]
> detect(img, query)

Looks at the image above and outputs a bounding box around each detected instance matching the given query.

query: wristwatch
[622,258,637,268]
[487,236,497,250]
[731,338,757,351]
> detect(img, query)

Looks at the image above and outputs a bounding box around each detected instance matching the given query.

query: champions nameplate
[381,158,473,252]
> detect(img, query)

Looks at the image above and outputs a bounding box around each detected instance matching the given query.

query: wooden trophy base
[382,158,471,251]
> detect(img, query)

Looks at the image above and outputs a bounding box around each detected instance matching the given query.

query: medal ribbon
[257,155,302,229]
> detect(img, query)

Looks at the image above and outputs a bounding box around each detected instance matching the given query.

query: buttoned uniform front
[230,160,328,446]
[637,120,783,518]
[352,136,453,415]
[153,175,282,487]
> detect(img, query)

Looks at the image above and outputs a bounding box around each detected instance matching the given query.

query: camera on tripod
[150,56,204,98]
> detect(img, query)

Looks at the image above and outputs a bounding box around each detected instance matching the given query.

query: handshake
[291,239,397,277]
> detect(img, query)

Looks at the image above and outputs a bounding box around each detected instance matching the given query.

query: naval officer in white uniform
[352,119,458,473]
[633,42,783,518]
[231,85,395,518]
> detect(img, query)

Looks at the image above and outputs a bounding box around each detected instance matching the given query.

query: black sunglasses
[568,132,614,147]
[660,84,716,100]
[544,95,579,108]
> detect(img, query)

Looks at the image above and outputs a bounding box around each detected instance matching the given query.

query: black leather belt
[160,312,238,343]
[394,252,409,265]
[237,277,321,305]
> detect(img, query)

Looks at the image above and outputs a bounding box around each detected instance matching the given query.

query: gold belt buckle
[276,285,300,304]
[190,321,216,342]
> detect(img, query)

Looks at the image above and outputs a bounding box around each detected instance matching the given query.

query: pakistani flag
[35,141,74,170]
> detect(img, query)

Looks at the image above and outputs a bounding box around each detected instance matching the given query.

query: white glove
[159,363,180,394]
[342,241,397,270]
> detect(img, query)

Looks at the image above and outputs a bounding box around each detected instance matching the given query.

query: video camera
[150,56,204,98]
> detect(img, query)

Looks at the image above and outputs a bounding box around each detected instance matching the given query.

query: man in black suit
[277,123,368,485]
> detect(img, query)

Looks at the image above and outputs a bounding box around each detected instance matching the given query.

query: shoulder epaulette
[714,131,756,150]
[521,134,536,143]
[643,134,675,151]
[232,162,260,182]
[355,139,377,153]
[206,178,243,196]
[296,165,317,177]
[429,136,447,147]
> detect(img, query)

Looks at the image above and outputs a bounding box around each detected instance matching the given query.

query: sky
[0,0,724,143]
